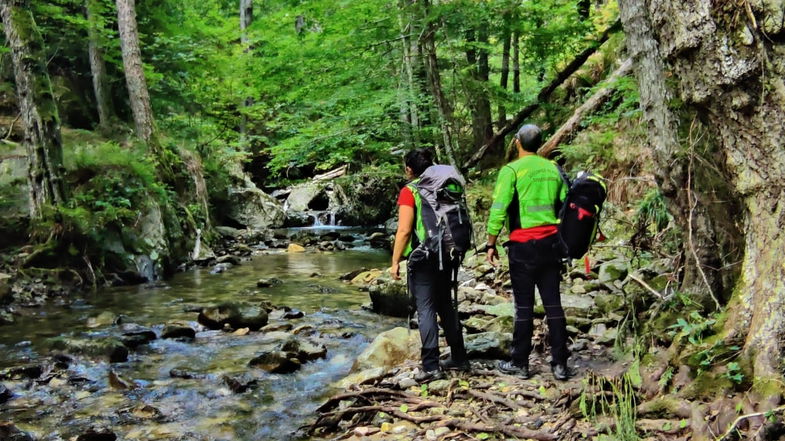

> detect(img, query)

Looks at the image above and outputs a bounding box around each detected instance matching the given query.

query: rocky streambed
[0,245,401,441]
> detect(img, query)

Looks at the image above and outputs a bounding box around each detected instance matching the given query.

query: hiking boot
[414,368,445,382]
[497,360,530,379]
[551,363,573,381]
[440,358,470,372]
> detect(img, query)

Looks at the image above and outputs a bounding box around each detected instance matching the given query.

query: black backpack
[409,165,473,270]
[557,170,607,259]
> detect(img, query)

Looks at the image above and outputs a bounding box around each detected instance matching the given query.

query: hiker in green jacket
[485,124,572,381]
[391,148,469,382]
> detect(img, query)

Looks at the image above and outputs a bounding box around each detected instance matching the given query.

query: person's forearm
[392,230,412,265]
[487,234,498,248]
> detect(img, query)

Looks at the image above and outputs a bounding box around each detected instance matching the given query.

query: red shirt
[509,225,558,243]
[397,186,415,208]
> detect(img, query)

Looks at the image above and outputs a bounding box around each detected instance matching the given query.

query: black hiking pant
[408,260,467,371]
[507,235,569,367]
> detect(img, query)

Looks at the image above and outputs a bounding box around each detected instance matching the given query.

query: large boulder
[226,186,284,230]
[465,332,511,359]
[463,315,513,334]
[598,259,629,284]
[198,303,269,331]
[334,171,402,226]
[352,327,420,372]
[368,278,411,318]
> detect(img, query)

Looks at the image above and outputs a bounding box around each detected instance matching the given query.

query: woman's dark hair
[404,148,434,176]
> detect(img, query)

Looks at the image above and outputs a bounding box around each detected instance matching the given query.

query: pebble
[398,378,417,389]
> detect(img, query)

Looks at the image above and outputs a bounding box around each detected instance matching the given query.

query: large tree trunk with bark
[239,0,253,144]
[512,30,520,94]
[85,0,115,130]
[619,1,724,309]
[465,27,494,161]
[116,0,155,144]
[497,17,511,128]
[1,0,67,218]
[621,0,785,396]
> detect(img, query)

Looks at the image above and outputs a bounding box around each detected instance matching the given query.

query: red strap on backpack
[584,255,591,275]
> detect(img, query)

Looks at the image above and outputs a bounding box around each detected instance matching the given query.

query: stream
[0,241,401,440]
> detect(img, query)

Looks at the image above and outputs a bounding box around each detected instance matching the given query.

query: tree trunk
[512,30,520,94]
[419,0,457,166]
[116,0,155,144]
[623,0,785,396]
[538,58,633,157]
[239,0,253,143]
[465,27,493,157]
[619,0,723,309]
[85,0,114,130]
[1,0,67,218]
[498,18,511,127]
[396,0,419,149]
[240,0,252,45]
[464,20,620,171]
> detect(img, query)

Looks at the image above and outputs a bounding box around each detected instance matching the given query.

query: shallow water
[0,249,401,440]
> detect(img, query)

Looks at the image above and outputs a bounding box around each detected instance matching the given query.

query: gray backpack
[409,165,473,270]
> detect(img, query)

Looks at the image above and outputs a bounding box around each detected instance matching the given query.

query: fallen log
[464,19,621,171]
[313,165,347,181]
[538,57,633,157]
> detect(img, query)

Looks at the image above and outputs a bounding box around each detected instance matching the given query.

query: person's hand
[391,262,401,280]
[486,246,499,267]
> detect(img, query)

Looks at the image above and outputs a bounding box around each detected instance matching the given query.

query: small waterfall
[191,228,202,260]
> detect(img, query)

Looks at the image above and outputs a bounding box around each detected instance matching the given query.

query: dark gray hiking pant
[407,260,467,371]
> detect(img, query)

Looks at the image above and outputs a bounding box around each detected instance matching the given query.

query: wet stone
[292,325,315,335]
[47,337,129,363]
[0,383,12,403]
[161,323,196,340]
[0,364,43,380]
[120,324,157,348]
[215,255,241,266]
[256,277,283,288]
[169,369,205,380]
[260,322,293,333]
[282,309,304,319]
[209,262,233,274]
[198,303,269,331]
[222,374,259,393]
[0,423,34,441]
[75,427,117,441]
[248,351,302,374]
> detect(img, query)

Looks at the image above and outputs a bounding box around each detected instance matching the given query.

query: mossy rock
[198,302,269,331]
[46,336,129,363]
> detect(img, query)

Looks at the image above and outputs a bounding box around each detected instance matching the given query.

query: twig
[459,389,522,411]
[628,273,664,299]
[4,113,21,140]
[686,117,721,310]
[435,418,557,441]
[715,405,785,441]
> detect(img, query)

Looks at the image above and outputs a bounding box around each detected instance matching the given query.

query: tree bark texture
[116,0,155,144]
[419,0,457,166]
[512,30,520,94]
[621,0,785,392]
[619,0,724,307]
[85,0,114,129]
[1,0,67,218]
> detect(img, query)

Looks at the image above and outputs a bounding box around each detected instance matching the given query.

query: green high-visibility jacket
[403,180,427,257]
[486,155,567,236]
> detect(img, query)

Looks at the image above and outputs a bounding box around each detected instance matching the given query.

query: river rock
[0,383,12,403]
[287,243,306,253]
[161,323,196,339]
[47,337,129,362]
[368,278,410,318]
[465,332,511,359]
[350,269,383,285]
[215,225,244,238]
[169,368,205,380]
[76,427,117,441]
[261,323,293,332]
[0,364,43,380]
[598,259,629,283]
[120,324,157,348]
[292,325,315,335]
[340,268,367,281]
[248,351,301,373]
[463,315,513,334]
[87,311,118,328]
[216,254,241,266]
[352,327,420,372]
[560,294,595,318]
[281,338,327,361]
[198,303,269,331]
[256,277,283,288]
[209,262,232,274]
[0,273,12,303]
[333,171,400,225]
[282,309,304,319]
[0,423,35,441]
[222,374,259,393]
[336,367,387,389]
[368,232,389,249]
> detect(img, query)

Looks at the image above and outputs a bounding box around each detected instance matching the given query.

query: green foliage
[635,189,671,232]
[579,372,640,441]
